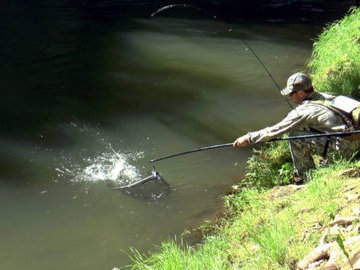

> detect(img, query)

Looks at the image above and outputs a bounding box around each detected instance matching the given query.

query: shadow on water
[1,17,207,146]
[63,0,356,23]
[1,0,356,142]
[0,6,348,185]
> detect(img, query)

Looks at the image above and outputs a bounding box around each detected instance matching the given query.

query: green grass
[126,159,357,269]
[307,7,360,97]
[127,236,230,269]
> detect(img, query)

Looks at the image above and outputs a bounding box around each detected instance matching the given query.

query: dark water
[0,1,354,269]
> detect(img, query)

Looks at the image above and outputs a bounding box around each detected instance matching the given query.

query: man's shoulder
[307,92,336,101]
[300,92,336,107]
[296,93,333,113]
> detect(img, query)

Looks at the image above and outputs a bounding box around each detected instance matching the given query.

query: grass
[127,236,230,269]
[126,159,358,269]
[307,7,360,97]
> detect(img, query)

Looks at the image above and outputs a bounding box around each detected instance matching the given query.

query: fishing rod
[150,4,293,109]
[149,130,360,163]
[114,129,360,189]
[150,143,233,163]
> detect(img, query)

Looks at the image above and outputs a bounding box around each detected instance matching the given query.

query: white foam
[56,146,144,183]
[81,152,141,182]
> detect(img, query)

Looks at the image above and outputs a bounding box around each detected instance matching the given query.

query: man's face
[288,90,305,104]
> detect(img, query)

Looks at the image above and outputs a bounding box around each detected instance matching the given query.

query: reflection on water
[0,3,328,268]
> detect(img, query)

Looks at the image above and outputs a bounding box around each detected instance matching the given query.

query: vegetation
[127,160,360,269]
[124,7,360,270]
[242,141,293,189]
[307,7,360,97]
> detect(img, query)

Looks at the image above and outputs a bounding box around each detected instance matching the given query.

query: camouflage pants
[289,131,360,180]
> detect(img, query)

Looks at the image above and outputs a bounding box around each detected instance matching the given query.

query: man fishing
[233,72,360,183]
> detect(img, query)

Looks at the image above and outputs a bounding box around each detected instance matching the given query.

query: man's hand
[233,135,250,147]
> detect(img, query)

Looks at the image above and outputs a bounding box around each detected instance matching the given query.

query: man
[233,72,360,182]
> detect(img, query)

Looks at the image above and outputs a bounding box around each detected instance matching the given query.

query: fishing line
[151,4,216,19]
[151,4,293,109]
[150,143,233,163]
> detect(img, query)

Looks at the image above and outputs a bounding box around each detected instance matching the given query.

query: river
[0,1,352,269]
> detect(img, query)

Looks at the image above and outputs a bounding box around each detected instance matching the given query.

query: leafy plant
[278,163,295,184]
[242,141,294,189]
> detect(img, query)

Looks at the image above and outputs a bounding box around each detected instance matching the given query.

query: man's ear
[298,90,307,99]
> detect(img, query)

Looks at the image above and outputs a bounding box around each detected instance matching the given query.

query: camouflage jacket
[247,92,350,144]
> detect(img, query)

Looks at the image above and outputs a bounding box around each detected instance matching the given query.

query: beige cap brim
[280,87,293,96]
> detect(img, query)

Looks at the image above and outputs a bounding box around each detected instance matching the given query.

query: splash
[55,144,145,184]
[81,151,143,182]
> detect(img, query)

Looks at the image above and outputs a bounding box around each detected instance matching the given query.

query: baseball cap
[280,72,312,96]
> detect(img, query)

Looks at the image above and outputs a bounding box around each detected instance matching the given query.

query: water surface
[1,5,320,269]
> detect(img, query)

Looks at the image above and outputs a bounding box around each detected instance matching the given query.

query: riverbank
[125,7,360,269]
[128,160,360,269]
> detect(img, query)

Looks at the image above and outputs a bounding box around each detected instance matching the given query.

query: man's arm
[233,106,308,147]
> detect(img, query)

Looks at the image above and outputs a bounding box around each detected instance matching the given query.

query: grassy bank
[127,160,360,269]
[308,7,360,97]
[124,7,360,269]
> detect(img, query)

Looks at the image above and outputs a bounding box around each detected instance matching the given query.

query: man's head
[281,72,314,104]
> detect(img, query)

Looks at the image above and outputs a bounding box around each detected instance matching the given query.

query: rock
[321,262,340,269]
[344,185,358,192]
[308,258,326,268]
[350,252,360,269]
[353,208,360,215]
[296,243,332,270]
[297,235,360,270]
[329,216,358,227]
[340,168,360,177]
[347,194,360,202]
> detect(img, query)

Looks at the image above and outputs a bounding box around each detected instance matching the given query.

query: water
[0,2,336,269]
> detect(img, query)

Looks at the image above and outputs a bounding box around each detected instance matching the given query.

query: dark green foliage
[241,141,294,189]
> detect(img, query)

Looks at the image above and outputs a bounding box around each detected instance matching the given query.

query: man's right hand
[233,135,250,147]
